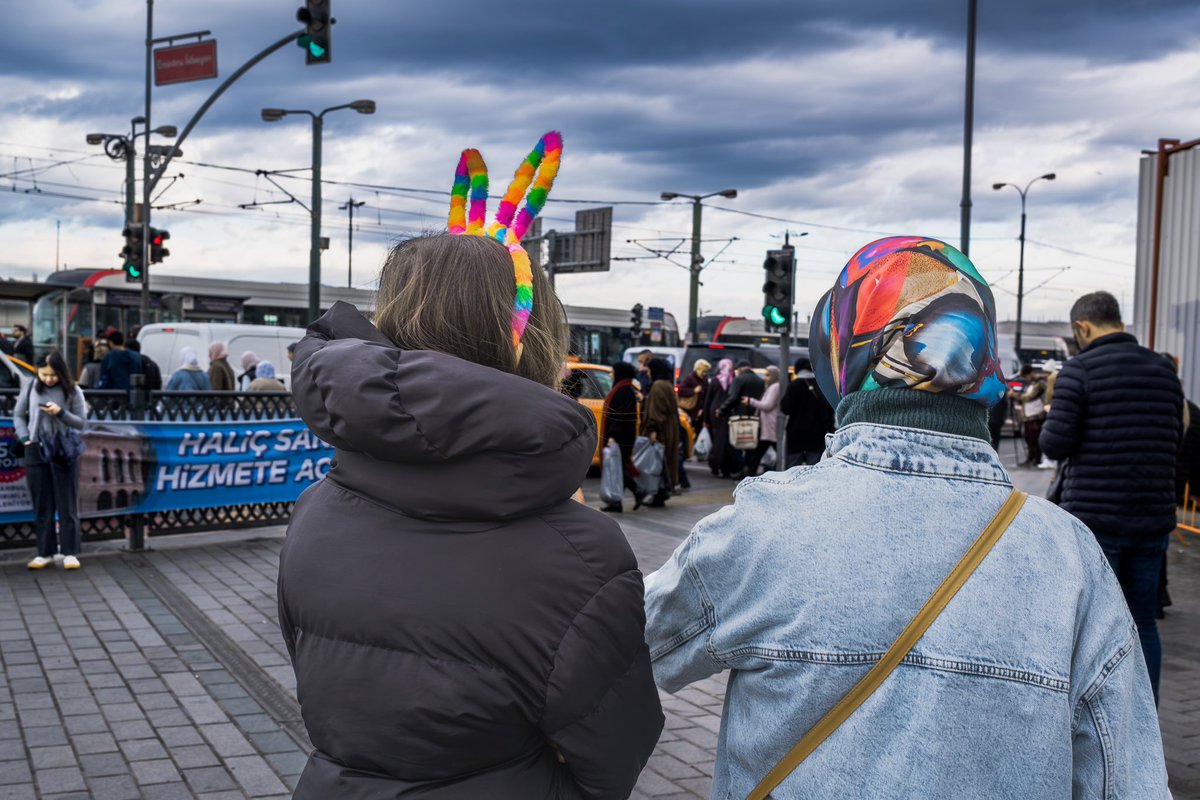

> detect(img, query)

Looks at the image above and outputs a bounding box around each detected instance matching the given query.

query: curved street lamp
[260,100,376,322]
[993,173,1056,354]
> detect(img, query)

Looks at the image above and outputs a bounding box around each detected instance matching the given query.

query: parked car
[136,323,305,390]
[565,362,695,466]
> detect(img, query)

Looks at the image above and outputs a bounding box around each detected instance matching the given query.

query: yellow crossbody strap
[747,488,1027,800]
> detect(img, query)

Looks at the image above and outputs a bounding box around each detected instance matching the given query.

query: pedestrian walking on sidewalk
[645,237,1169,799]
[639,358,679,507]
[677,359,709,429]
[743,364,781,475]
[17,352,86,571]
[247,361,285,392]
[280,132,662,800]
[600,361,645,512]
[1040,291,1184,704]
[779,357,834,467]
[1015,364,1047,466]
[165,347,212,391]
[207,341,237,391]
[704,358,743,478]
[237,351,259,392]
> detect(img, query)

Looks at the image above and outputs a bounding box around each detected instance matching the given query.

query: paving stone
[33,766,86,794]
[21,726,67,748]
[78,752,130,778]
[110,719,156,741]
[131,758,182,786]
[82,774,142,800]
[224,755,288,797]
[119,737,169,762]
[182,766,237,793]
[170,744,221,769]
[0,760,33,785]
[28,746,74,770]
[199,724,255,758]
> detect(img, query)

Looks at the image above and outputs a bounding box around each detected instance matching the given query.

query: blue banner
[0,418,333,524]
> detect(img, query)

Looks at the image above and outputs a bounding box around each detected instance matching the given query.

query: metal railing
[0,386,298,549]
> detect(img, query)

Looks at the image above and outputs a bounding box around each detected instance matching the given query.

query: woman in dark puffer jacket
[281,228,663,797]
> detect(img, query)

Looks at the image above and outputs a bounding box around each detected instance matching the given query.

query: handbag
[1022,396,1045,419]
[729,415,760,451]
[1047,460,1068,505]
[40,428,86,466]
[632,436,665,495]
[693,427,712,461]
[747,490,1028,800]
[599,442,624,505]
[678,392,699,412]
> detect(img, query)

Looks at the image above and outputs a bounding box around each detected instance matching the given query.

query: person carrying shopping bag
[639,358,679,507]
[600,360,646,512]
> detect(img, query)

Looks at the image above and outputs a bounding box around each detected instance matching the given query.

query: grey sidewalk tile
[0,760,33,785]
[78,752,130,778]
[199,724,255,758]
[169,744,221,769]
[224,755,289,797]
[28,746,74,770]
[182,766,237,794]
[119,738,169,762]
[131,758,182,786]
[33,766,86,794]
[22,726,67,748]
[138,781,195,799]
[83,774,142,800]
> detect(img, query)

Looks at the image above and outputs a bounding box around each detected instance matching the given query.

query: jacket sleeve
[57,388,86,432]
[540,569,664,800]
[779,380,799,416]
[1071,629,1171,798]
[14,381,31,442]
[749,382,780,413]
[1040,362,1086,460]
[644,532,726,693]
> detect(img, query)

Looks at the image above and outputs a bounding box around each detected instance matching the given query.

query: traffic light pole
[687,198,702,341]
[777,241,794,468]
[141,0,154,328]
[309,114,323,323]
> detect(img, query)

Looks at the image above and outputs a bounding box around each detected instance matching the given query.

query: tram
[25,269,677,373]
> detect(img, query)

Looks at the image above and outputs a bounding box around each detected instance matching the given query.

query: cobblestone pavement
[0,445,1196,799]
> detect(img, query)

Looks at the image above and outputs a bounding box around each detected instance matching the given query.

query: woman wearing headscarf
[639,358,679,508]
[703,358,743,478]
[238,351,260,392]
[207,341,236,391]
[677,359,710,429]
[743,364,781,475]
[645,237,1168,798]
[248,361,286,392]
[600,361,645,512]
[166,347,213,391]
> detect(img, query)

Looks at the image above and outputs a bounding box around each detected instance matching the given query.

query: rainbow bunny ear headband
[447,131,563,348]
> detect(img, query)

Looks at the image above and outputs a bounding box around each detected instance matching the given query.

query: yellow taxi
[563,361,695,467]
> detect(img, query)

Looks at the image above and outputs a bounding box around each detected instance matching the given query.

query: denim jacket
[645,423,1169,799]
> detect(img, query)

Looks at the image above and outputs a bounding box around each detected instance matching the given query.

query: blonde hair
[375,235,569,389]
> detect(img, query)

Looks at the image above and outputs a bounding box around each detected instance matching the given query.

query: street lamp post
[993,173,1056,355]
[660,189,738,340]
[86,118,179,323]
[339,197,365,288]
[262,100,376,322]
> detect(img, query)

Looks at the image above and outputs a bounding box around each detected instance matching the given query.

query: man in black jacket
[1040,291,1183,702]
[779,357,835,468]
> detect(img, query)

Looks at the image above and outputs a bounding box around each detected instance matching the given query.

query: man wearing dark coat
[1040,291,1183,703]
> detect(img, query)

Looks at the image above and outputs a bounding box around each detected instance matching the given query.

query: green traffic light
[125,264,142,279]
[764,305,786,326]
[308,41,326,58]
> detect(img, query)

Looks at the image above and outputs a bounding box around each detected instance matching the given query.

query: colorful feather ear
[489,131,563,244]
[448,148,488,235]
[445,132,563,350]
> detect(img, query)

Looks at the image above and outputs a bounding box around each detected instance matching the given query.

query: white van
[136,323,306,390]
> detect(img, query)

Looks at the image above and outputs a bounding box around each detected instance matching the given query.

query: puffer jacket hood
[293,301,596,521]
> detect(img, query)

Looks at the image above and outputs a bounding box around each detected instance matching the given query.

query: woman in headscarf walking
[743,364,781,475]
[703,358,743,478]
[238,351,260,392]
[639,358,679,507]
[600,361,645,512]
[166,347,212,391]
[248,361,286,392]
[207,341,236,391]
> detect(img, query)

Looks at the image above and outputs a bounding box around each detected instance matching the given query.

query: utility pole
[339,197,364,287]
[310,114,322,319]
[55,220,60,271]
[660,188,737,340]
[993,173,1056,355]
[960,0,977,256]
[142,0,154,325]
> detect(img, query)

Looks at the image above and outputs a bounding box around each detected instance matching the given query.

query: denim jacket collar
[826,422,1012,485]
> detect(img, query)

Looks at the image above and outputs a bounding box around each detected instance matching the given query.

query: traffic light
[296,0,333,65]
[630,303,644,338]
[120,225,144,283]
[149,227,170,263]
[762,247,795,333]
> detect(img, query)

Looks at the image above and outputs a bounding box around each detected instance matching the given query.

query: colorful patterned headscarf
[810,236,1006,408]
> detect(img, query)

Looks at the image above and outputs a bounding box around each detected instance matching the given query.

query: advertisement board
[0,417,332,524]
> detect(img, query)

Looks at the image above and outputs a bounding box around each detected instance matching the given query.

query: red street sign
[154,40,218,86]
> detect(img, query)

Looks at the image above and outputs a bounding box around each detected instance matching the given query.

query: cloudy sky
[1,0,1198,328]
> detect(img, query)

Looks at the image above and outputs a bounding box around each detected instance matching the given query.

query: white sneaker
[62,556,81,570]
[27,556,53,570]
[1038,458,1057,470]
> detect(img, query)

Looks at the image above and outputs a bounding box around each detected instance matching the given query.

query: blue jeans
[1093,532,1170,704]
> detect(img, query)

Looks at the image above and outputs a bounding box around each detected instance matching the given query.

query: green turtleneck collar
[834,387,990,442]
